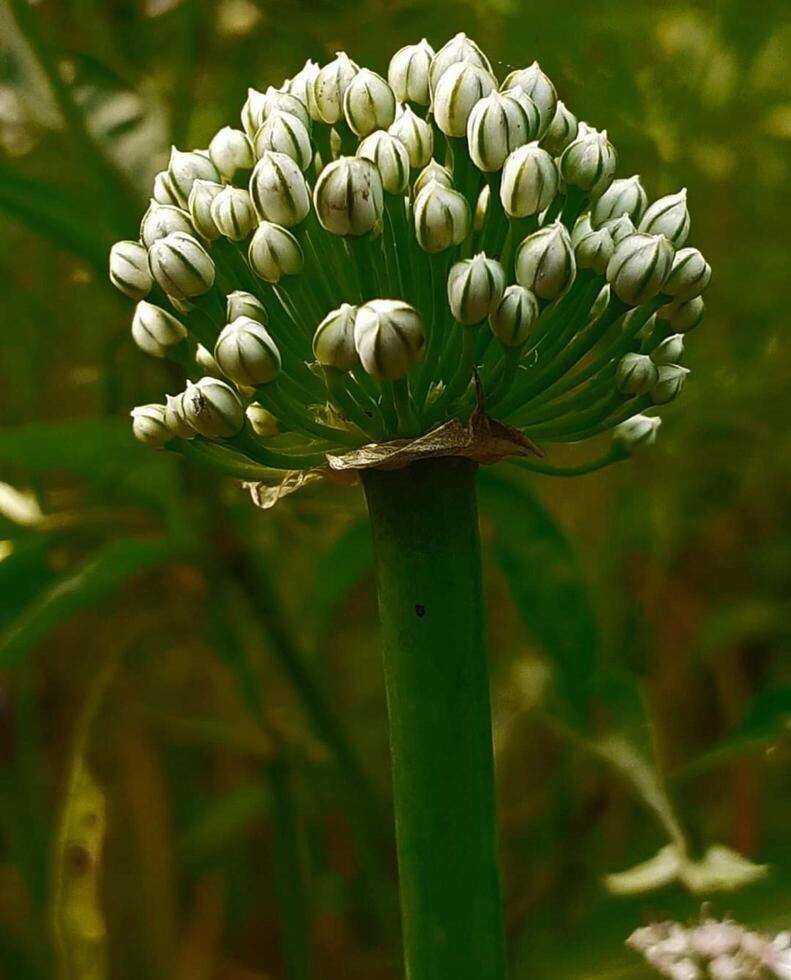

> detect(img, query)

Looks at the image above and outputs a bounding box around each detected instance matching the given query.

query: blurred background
[1,1,790,977]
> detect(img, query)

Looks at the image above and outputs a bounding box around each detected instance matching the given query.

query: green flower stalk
[111,35,711,980]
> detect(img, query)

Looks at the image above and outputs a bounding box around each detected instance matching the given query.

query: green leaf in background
[307,518,372,637]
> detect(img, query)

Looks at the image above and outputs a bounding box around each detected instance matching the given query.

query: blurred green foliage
[1,0,790,977]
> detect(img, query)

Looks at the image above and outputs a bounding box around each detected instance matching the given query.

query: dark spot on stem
[415,604,426,618]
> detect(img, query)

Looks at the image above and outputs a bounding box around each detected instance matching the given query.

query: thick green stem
[362,458,507,980]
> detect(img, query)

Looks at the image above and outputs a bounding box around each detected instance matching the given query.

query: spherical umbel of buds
[312,52,360,124]
[182,377,245,439]
[214,317,282,386]
[413,160,453,196]
[211,186,257,241]
[413,181,470,253]
[501,62,557,137]
[467,91,535,172]
[147,232,215,301]
[433,62,496,138]
[639,189,691,247]
[389,106,434,169]
[227,290,267,323]
[250,151,311,227]
[314,157,384,237]
[167,147,220,207]
[607,233,674,306]
[354,300,426,379]
[357,132,410,195]
[187,181,223,240]
[254,110,313,171]
[616,352,659,396]
[429,33,492,95]
[248,222,303,283]
[500,143,558,217]
[660,295,705,333]
[515,221,576,301]
[539,100,578,157]
[109,241,153,300]
[131,404,172,448]
[313,304,360,371]
[343,68,397,137]
[208,126,254,180]
[574,226,615,276]
[662,247,711,301]
[140,201,196,248]
[131,301,187,357]
[559,128,617,198]
[651,364,689,405]
[489,285,540,347]
[612,414,661,456]
[388,39,434,106]
[447,254,506,325]
[591,175,648,228]
[651,333,685,365]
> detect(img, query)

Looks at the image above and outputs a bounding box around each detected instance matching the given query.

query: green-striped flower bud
[164,392,196,438]
[167,147,220,207]
[447,253,506,325]
[591,175,648,228]
[433,62,496,138]
[148,231,216,300]
[248,222,303,282]
[559,128,617,198]
[659,295,705,333]
[262,86,312,132]
[313,52,360,125]
[662,247,711,301]
[606,233,673,306]
[571,213,593,246]
[109,240,153,299]
[602,213,636,244]
[313,303,360,371]
[152,170,180,205]
[500,142,558,217]
[474,185,490,231]
[284,60,320,117]
[210,186,257,241]
[612,414,661,455]
[467,90,534,172]
[651,333,685,365]
[343,68,397,137]
[489,284,540,347]
[638,189,690,246]
[616,352,659,396]
[515,221,576,300]
[131,301,187,357]
[195,343,223,377]
[501,62,557,137]
[227,290,267,323]
[354,299,425,379]
[574,225,615,275]
[651,364,689,405]
[208,126,254,180]
[357,131,410,195]
[388,105,434,169]
[214,316,281,386]
[539,100,578,156]
[187,181,223,240]
[245,402,277,437]
[141,201,196,247]
[131,404,172,448]
[182,377,245,439]
[413,159,453,196]
[314,157,384,237]
[429,33,492,95]
[254,109,313,171]
[413,181,470,253]
[250,151,311,227]
[241,88,268,139]
[388,38,435,106]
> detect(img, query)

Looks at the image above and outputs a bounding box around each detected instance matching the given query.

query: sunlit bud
[131,301,187,357]
[254,109,313,171]
[260,86,312,132]
[413,159,453,196]
[474,185,490,231]
[140,200,195,247]
[187,181,223,240]
[354,299,425,379]
[214,316,281,386]
[500,142,558,217]
[246,402,279,437]
[413,181,471,253]
[162,392,195,438]
[313,303,360,371]
[606,233,674,306]
[662,247,711,301]
[250,151,311,226]
[167,147,220,207]
[343,68,397,137]
[612,414,661,455]
[196,343,223,377]
[210,186,257,241]
[148,231,215,300]
[314,157,384,236]
[433,62,497,138]
[388,105,433,168]
[388,39,434,106]
[181,377,245,439]
[602,213,636,244]
[559,128,617,197]
[616,352,659,396]
[248,222,303,282]
[501,62,557,137]
[659,295,705,333]
[242,88,268,139]
[489,284,540,347]
[429,33,492,95]
[109,240,152,299]
[312,52,360,124]
[651,333,685,365]
[539,100,578,156]
[515,221,576,300]
[467,90,534,172]
[574,226,615,275]
[131,404,172,448]
[357,131,410,195]
[591,175,648,228]
[227,290,267,322]
[571,213,593,246]
[651,363,689,405]
[152,169,180,205]
[208,126,254,180]
[639,188,690,246]
[285,60,320,117]
[447,253,506,325]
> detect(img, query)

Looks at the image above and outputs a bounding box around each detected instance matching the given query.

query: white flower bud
[167,147,220,207]
[651,333,685,365]
[250,151,311,227]
[489,284,540,347]
[246,402,279,437]
[109,240,152,299]
[131,404,172,448]
[210,186,257,241]
[447,253,506,325]
[388,39,434,106]
[253,109,313,171]
[413,181,470,253]
[152,170,180,205]
[574,226,615,275]
[314,157,384,237]
[195,343,223,377]
[248,222,303,282]
[612,414,661,455]
[343,68,397,137]
[313,303,360,371]
[164,392,196,438]
[214,316,281,386]
[571,213,593,246]
[354,299,425,379]
[131,300,187,357]
[515,221,576,300]
[187,181,223,240]
[500,142,558,217]
[413,159,453,196]
[357,131,410,195]
[501,62,557,137]
[602,213,636,244]
[429,33,492,95]
[474,184,490,231]
[182,377,245,439]
[662,247,711,301]
[313,52,360,124]
[388,105,434,168]
[285,60,320,117]
[638,189,690,246]
[559,128,617,198]
[616,352,659,395]
[148,231,216,300]
[651,363,689,404]
[591,175,648,228]
[242,88,268,139]
[433,62,497,138]
[467,90,534,172]
[659,295,705,333]
[606,233,674,306]
[227,290,267,322]
[257,86,312,133]
[539,100,578,156]
[208,126,254,180]
[140,200,196,247]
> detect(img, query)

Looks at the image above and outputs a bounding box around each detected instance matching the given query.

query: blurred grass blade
[308,518,372,637]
